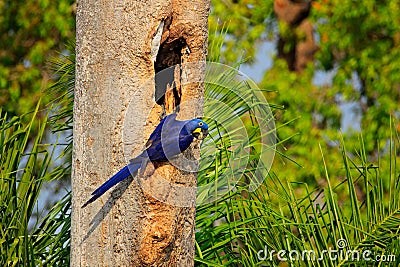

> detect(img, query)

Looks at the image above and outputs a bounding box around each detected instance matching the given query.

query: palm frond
[196,104,400,267]
[46,42,75,160]
[0,104,70,266]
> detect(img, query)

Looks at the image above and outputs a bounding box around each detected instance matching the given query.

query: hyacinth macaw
[82,113,208,208]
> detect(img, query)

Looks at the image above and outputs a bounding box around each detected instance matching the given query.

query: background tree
[210,0,400,185]
[274,0,317,72]
[0,0,75,118]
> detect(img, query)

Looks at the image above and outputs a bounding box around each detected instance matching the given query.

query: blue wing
[145,114,177,147]
[82,113,194,208]
[144,113,190,161]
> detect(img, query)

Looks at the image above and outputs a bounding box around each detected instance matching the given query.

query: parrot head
[187,118,209,140]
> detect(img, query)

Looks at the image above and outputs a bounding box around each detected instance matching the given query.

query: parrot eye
[198,122,204,126]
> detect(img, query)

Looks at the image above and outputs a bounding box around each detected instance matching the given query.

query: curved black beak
[192,128,208,140]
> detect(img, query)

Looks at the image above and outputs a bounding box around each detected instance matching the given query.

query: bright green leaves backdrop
[209,0,274,64]
[211,0,400,185]
[314,0,400,154]
[0,0,75,117]
[1,0,399,265]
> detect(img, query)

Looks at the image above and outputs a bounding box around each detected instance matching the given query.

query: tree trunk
[71,0,209,266]
[274,0,317,72]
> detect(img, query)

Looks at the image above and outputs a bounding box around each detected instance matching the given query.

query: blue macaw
[82,113,208,208]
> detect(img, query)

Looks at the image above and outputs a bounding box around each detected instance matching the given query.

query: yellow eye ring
[198,122,203,126]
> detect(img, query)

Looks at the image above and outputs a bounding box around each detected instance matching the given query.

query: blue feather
[81,162,141,208]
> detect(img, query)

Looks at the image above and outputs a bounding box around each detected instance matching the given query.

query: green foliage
[2,0,399,265]
[197,62,280,206]
[197,2,400,265]
[0,0,75,118]
[209,0,274,64]
[209,0,400,187]
[47,44,75,163]
[0,105,70,266]
[260,62,343,185]
[195,128,400,266]
[313,0,400,153]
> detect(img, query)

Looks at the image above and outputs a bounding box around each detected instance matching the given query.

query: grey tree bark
[71,0,209,266]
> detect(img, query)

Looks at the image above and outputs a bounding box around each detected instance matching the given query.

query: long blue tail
[81,162,141,208]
